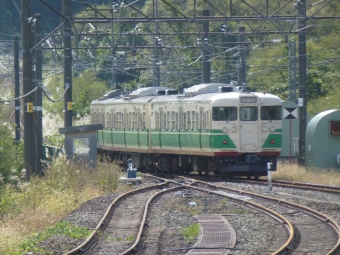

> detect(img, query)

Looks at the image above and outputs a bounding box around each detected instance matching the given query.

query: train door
[239,106,259,152]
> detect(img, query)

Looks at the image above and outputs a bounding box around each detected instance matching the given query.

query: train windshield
[240,107,258,121]
[212,107,237,121]
[260,106,281,120]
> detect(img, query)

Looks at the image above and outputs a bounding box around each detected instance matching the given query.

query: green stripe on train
[261,134,282,148]
[98,128,236,149]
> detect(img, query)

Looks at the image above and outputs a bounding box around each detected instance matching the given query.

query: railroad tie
[186,214,236,255]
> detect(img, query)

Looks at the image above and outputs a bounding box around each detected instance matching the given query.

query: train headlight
[269,126,276,132]
[231,126,237,132]
[270,139,275,144]
[222,127,228,133]
[223,140,228,145]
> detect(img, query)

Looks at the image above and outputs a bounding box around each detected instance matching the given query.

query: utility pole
[238,26,246,91]
[289,39,297,102]
[22,0,34,178]
[63,0,72,127]
[153,37,161,87]
[297,0,307,164]
[110,3,117,88]
[14,36,20,142]
[34,13,43,175]
[153,0,160,87]
[202,10,210,84]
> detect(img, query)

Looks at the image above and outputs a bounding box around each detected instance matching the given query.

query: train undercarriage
[99,150,277,179]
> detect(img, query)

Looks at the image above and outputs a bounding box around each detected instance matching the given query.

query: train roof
[91,83,282,106]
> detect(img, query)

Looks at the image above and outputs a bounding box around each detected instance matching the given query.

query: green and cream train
[90,83,282,178]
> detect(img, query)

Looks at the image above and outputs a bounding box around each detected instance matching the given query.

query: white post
[267,162,272,192]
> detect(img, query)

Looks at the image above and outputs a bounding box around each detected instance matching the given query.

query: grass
[272,161,340,186]
[0,157,122,254]
[182,223,200,242]
[14,221,92,255]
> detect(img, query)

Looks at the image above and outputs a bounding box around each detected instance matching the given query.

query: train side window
[117,112,120,128]
[240,107,258,121]
[183,112,186,129]
[167,111,171,129]
[155,112,159,129]
[107,113,110,128]
[123,109,127,128]
[113,111,116,128]
[261,106,282,120]
[133,112,137,129]
[192,111,196,130]
[187,111,191,129]
[179,108,183,129]
[159,108,163,129]
[143,112,146,129]
[196,112,199,129]
[199,107,204,130]
[171,111,175,129]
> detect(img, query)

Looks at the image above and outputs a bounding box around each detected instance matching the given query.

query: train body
[90,83,282,178]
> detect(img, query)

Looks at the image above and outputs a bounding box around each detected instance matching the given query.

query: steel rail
[232,178,340,195]
[64,181,171,255]
[120,185,184,254]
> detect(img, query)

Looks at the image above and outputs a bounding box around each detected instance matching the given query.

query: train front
[211,92,282,179]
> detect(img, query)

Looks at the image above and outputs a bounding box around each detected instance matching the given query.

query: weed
[11,221,91,255]
[220,198,227,208]
[126,235,134,241]
[232,208,247,214]
[182,223,200,242]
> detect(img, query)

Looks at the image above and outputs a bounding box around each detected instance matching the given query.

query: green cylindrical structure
[306,109,340,170]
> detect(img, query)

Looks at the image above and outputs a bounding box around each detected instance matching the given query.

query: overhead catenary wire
[0,84,69,103]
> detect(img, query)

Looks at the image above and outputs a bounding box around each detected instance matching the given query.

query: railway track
[175,173,340,195]
[148,174,340,255]
[60,173,340,255]
[231,177,340,195]
[187,178,340,254]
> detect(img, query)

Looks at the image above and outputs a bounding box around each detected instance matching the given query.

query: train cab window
[261,106,282,121]
[212,107,237,121]
[240,107,258,121]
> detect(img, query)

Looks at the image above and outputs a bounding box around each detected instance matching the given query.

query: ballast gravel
[24,177,340,255]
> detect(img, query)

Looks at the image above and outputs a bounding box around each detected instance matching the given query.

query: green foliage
[0,107,23,182]
[181,223,200,241]
[44,71,107,118]
[12,221,91,255]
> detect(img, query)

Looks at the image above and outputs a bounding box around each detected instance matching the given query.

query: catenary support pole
[34,13,43,175]
[298,0,307,164]
[63,0,72,128]
[238,26,246,90]
[14,36,20,142]
[202,10,210,84]
[22,0,34,179]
